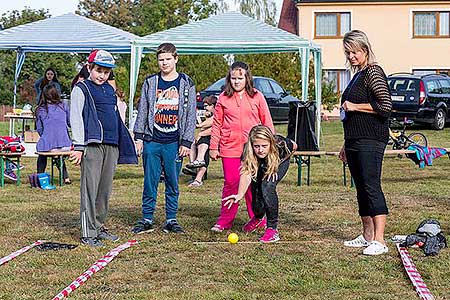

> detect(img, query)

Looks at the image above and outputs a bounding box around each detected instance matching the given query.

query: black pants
[37,155,69,180]
[345,139,388,217]
[251,159,290,229]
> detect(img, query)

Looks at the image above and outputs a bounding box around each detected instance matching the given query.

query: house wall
[297,1,450,75]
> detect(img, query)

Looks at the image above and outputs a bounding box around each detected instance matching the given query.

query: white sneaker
[363,241,388,256]
[344,235,370,248]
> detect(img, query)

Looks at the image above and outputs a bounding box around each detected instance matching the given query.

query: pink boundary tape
[52,240,138,300]
[396,243,435,300]
[0,240,44,266]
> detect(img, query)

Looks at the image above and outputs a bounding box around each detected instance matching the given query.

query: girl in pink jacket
[210,61,274,232]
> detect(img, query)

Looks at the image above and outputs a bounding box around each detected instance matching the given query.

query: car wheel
[431,108,446,130]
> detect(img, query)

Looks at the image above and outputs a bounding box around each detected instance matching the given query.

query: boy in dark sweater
[70,50,137,247]
[132,43,196,234]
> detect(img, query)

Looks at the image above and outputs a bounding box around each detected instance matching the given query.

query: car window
[255,79,273,94]
[438,79,450,94]
[206,78,225,91]
[388,79,418,92]
[269,80,285,94]
[425,80,441,94]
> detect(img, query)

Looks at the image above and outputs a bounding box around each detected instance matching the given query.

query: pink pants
[215,157,254,228]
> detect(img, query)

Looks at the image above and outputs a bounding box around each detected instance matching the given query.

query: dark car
[388,73,450,130]
[197,76,299,122]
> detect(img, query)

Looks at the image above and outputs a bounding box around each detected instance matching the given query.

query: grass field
[0,121,449,299]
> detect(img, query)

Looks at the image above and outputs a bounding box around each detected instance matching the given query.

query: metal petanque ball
[228,233,239,244]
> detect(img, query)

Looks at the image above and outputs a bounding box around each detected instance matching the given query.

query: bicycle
[389,119,428,150]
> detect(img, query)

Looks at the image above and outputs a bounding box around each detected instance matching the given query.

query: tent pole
[300,47,310,103]
[13,49,26,108]
[313,50,322,146]
[128,44,143,127]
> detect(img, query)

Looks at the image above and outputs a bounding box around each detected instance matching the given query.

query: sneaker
[188,180,203,187]
[344,235,370,248]
[162,220,185,234]
[131,219,155,234]
[4,170,17,181]
[97,227,119,241]
[10,162,24,171]
[363,241,389,256]
[210,224,228,233]
[259,228,280,243]
[186,160,206,168]
[81,237,104,247]
[242,217,266,233]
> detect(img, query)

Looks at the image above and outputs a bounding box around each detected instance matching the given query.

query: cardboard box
[24,131,40,143]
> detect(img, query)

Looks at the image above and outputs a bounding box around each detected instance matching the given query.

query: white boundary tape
[0,240,44,266]
[52,240,138,300]
[396,243,435,300]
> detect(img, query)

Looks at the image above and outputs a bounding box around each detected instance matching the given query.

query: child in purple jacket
[35,83,72,183]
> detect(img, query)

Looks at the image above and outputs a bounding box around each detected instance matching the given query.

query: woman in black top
[339,30,392,256]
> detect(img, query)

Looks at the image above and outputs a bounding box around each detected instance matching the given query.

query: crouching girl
[223,125,297,243]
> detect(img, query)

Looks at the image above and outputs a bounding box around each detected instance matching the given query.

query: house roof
[278,0,298,35]
[134,11,316,54]
[0,13,138,53]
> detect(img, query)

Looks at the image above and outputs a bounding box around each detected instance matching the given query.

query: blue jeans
[142,141,181,221]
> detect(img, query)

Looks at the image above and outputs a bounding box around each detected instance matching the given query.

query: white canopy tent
[129,12,323,141]
[0,13,139,108]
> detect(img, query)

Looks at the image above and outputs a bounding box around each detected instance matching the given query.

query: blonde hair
[343,30,376,73]
[241,126,279,180]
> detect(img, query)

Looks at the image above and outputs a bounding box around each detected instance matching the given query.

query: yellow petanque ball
[228,233,239,244]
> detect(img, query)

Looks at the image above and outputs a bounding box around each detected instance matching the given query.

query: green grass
[0,121,450,299]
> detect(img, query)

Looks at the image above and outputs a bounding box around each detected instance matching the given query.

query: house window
[413,69,450,76]
[315,12,351,38]
[324,69,351,94]
[413,11,450,37]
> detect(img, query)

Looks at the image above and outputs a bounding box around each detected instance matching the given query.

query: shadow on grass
[38,208,80,240]
[282,210,349,241]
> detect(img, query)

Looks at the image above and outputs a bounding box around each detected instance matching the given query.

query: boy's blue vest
[77,81,138,164]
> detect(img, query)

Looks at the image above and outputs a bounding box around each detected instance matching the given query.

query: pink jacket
[210,89,274,158]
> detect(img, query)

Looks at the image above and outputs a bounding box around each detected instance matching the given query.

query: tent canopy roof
[0,13,138,53]
[133,12,319,54]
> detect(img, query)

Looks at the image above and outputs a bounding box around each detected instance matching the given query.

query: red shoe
[259,228,280,243]
[242,217,266,233]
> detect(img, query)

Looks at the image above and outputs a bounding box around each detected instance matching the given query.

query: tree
[0,8,49,29]
[234,0,277,25]
[77,0,135,32]
[132,0,217,36]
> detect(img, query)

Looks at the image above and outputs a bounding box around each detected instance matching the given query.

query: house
[279,0,450,93]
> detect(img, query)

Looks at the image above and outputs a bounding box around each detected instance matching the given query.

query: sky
[0,0,284,21]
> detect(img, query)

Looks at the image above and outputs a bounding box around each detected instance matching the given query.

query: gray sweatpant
[80,144,119,238]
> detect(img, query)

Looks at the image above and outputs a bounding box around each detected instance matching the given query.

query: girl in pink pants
[209,61,274,232]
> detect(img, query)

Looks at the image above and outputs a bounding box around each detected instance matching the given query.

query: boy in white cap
[70,49,137,247]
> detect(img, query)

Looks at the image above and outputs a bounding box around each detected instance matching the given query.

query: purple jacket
[36,103,72,152]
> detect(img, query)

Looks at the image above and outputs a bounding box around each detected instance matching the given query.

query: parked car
[388,73,450,130]
[197,76,300,122]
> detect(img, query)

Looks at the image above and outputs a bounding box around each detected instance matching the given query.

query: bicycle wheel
[407,132,428,147]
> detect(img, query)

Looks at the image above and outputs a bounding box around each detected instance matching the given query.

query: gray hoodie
[133,72,196,148]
